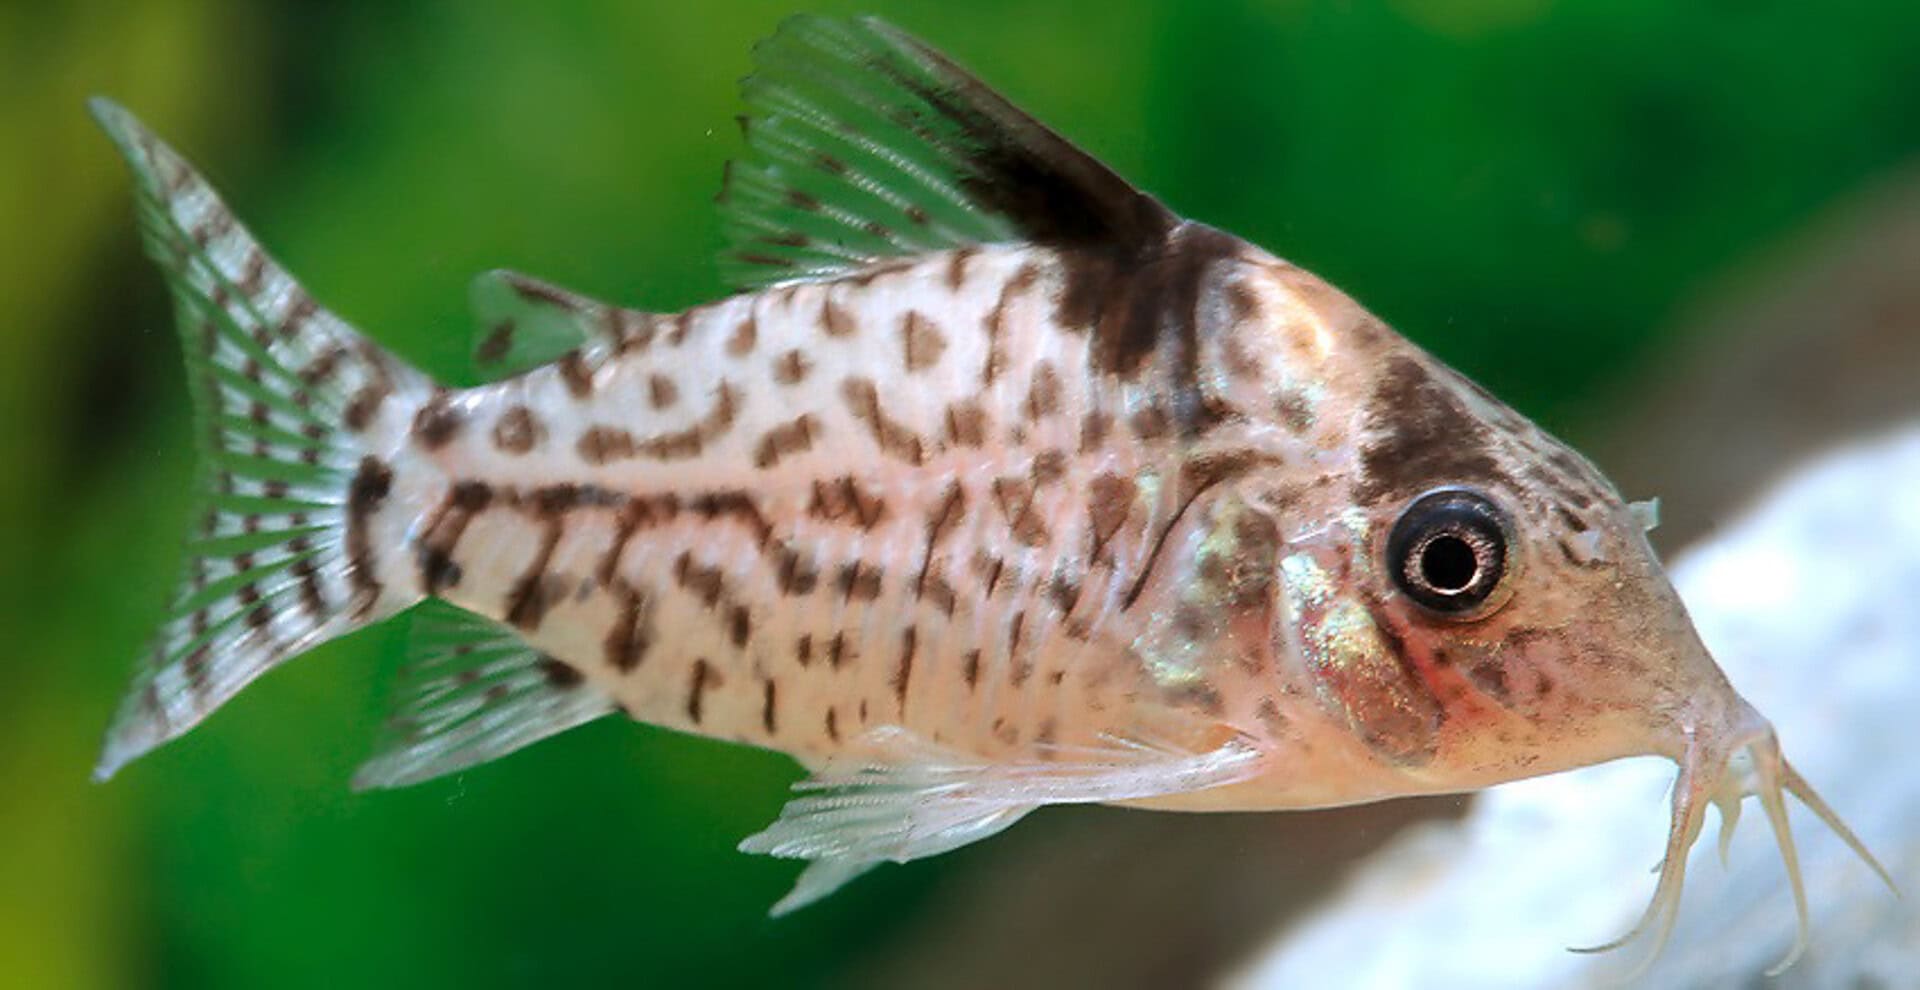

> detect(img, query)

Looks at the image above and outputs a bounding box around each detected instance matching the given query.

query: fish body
[91,14,1890,965]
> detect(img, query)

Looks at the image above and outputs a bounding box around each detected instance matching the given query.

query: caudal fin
[91,99,437,780]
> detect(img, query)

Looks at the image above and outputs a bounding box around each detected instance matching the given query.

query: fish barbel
[90,14,1892,970]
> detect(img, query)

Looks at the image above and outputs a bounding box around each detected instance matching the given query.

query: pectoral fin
[739,726,1264,914]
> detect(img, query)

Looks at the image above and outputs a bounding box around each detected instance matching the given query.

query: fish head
[1334,366,1735,782]
[1216,256,1891,971]
[1210,258,1735,777]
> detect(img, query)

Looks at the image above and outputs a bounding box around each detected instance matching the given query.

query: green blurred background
[8,1,1920,987]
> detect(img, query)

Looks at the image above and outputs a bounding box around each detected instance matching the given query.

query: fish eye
[1386,489,1512,618]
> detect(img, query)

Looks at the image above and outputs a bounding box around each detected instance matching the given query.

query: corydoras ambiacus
[89,14,1891,971]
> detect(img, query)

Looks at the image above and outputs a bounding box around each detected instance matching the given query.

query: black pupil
[1420,533,1479,593]
[1385,489,1510,617]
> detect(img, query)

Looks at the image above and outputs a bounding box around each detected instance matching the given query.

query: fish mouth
[1570,720,1897,979]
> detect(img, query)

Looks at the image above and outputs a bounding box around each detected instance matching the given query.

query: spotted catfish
[92,14,1889,966]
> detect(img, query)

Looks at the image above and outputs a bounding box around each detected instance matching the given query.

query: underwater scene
[6,2,1920,987]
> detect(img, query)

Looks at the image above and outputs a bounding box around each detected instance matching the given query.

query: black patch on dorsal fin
[1066,221,1245,389]
[720,15,1180,292]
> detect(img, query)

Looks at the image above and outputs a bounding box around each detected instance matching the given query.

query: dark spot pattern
[673,552,727,608]
[575,384,738,464]
[1024,361,1062,420]
[945,246,975,290]
[1078,409,1113,453]
[1087,472,1132,560]
[343,382,391,433]
[686,659,717,723]
[808,476,887,528]
[1031,449,1068,485]
[991,476,1050,547]
[726,316,758,357]
[503,519,563,631]
[773,349,811,385]
[416,480,493,593]
[982,263,1039,386]
[761,679,779,734]
[492,405,543,453]
[893,626,917,713]
[648,375,679,410]
[475,320,515,365]
[411,392,462,449]
[604,582,651,671]
[344,456,393,613]
[538,656,583,689]
[557,351,594,398]
[728,605,753,648]
[1275,391,1314,434]
[1354,356,1505,505]
[822,297,858,337]
[900,310,947,371]
[775,545,821,595]
[578,426,637,465]
[835,561,883,601]
[944,401,988,447]
[825,633,852,670]
[754,414,817,469]
[841,376,925,464]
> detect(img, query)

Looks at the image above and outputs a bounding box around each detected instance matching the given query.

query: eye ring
[1386,488,1513,619]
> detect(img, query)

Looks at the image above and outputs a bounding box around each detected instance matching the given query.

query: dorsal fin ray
[719,14,1179,290]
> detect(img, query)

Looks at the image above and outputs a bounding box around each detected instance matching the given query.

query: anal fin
[353,600,614,789]
[739,726,1263,915]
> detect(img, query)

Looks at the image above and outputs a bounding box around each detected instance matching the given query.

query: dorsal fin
[719,14,1179,291]
[467,269,625,380]
[353,600,614,789]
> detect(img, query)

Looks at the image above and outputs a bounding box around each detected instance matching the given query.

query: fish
[90,13,1892,972]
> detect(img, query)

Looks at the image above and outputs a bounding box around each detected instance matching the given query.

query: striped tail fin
[90,99,439,780]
